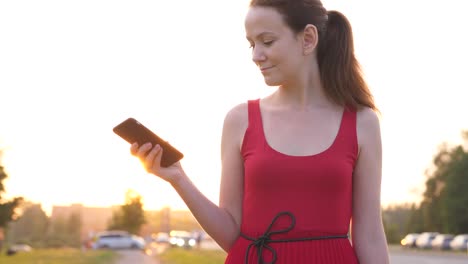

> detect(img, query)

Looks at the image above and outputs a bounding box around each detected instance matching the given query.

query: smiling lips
[260,66,275,73]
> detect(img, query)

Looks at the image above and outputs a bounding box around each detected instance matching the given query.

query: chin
[263,77,281,87]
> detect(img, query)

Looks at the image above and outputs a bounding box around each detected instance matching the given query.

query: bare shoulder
[222,102,249,150]
[223,102,249,133]
[356,107,381,147]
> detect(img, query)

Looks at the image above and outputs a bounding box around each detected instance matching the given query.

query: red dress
[225,99,360,264]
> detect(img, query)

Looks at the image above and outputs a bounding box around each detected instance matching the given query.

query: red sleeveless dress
[225,99,360,264]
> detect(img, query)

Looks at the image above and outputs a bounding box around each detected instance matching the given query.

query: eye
[263,40,274,46]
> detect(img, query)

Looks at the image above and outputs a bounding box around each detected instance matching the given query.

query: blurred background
[0,0,467,263]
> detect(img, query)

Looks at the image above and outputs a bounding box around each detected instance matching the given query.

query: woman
[131,0,389,263]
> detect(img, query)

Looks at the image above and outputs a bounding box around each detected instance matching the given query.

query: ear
[302,24,318,55]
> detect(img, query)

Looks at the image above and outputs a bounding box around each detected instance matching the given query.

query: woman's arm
[132,103,247,252]
[352,108,390,263]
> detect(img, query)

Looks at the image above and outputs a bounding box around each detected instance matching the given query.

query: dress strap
[339,107,359,160]
[247,99,261,132]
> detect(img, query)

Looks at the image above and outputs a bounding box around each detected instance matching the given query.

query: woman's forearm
[170,172,240,252]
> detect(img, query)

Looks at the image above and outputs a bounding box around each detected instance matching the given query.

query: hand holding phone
[113,118,184,167]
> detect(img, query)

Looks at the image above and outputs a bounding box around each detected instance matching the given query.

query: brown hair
[249,0,377,111]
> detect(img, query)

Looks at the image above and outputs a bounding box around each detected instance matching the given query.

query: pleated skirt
[225,235,359,264]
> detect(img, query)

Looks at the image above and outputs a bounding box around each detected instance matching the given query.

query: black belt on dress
[239,211,349,264]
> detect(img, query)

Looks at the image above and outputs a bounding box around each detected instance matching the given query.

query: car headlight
[169,237,178,245]
[188,239,196,247]
[401,239,407,246]
[176,239,185,247]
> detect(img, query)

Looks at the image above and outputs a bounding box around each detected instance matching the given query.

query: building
[50,204,200,241]
[50,204,115,240]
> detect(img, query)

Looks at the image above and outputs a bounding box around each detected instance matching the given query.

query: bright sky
[1,0,467,215]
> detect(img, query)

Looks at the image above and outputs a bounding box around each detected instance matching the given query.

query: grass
[159,247,227,264]
[0,248,117,264]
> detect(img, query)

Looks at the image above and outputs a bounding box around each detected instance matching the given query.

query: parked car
[153,232,170,243]
[415,232,439,249]
[450,234,468,251]
[9,244,32,252]
[92,230,146,250]
[431,234,454,250]
[169,230,197,248]
[6,244,32,255]
[401,233,420,248]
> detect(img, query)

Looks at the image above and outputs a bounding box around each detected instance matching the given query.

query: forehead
[244,6,290,39]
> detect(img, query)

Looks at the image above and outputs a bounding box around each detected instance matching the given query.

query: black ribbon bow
[240,212,348,264]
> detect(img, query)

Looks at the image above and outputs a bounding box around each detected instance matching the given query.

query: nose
[252,46,266,64]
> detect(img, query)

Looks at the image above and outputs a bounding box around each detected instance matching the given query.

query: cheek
[275,42,301,66]
[285,47,304,71]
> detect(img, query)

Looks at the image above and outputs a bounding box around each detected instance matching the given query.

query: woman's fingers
[130,143,139,155]
[130,142,166,176]
[137,143,153,157]
[145,144,161,171]
[154,146,163,169]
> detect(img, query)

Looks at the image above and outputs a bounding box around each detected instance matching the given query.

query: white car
[169,230,197,248]
[92,230,146,250]
[401,233,420,248]
[153,232,170,243]
[7,244,32,255]
[431,234,454,250]
[415,232,439,249]
[450,234,468,251]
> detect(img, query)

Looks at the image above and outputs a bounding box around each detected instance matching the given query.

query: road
[114,249,161,264]
[113,243,468,264]
[390,246,468,264]
[200,240,468,263]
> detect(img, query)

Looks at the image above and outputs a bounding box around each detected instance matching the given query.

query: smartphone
[113,117,184,167]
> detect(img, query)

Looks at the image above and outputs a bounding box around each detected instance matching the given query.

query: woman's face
[245,6,305,87]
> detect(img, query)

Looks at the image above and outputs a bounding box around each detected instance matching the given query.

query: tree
[6,203,49,247]
[439,146,468,234]
[421,131,468,233]
[66,212,82,247]
[45,211,83,248]
[46,216,68,247]
[0,165,23,228]
[382,203,417,243]
[108,190,146,235]
[404,203,424,234]
[0,152,23,251]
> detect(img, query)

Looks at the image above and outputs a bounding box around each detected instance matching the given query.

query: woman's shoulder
[356,106,380,128]
[355,106,381,145]
[222,101,249,132]
[223,101,250,125]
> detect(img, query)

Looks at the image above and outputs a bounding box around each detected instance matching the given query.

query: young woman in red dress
[131,0,390,263]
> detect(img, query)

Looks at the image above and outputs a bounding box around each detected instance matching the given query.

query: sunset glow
[1,0,467,215]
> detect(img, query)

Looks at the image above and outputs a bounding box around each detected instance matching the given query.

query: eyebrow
[246,31,276,41]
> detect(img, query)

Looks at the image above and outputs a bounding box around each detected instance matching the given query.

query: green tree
[45,215,68,247]
[382,217,399,244]
[404,203,424,234]
[108,190,146,235]
[439,146,468,233]
[66,212,82,247]
[0,165,23,229]
[421,131,468,233]
[6,203,49,247]
[382,203,418,243]
[44,211,83,248]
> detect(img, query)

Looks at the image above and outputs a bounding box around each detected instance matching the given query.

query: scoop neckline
[257,100,346,158]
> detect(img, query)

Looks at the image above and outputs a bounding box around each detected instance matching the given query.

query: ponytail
[317,11,377,111]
